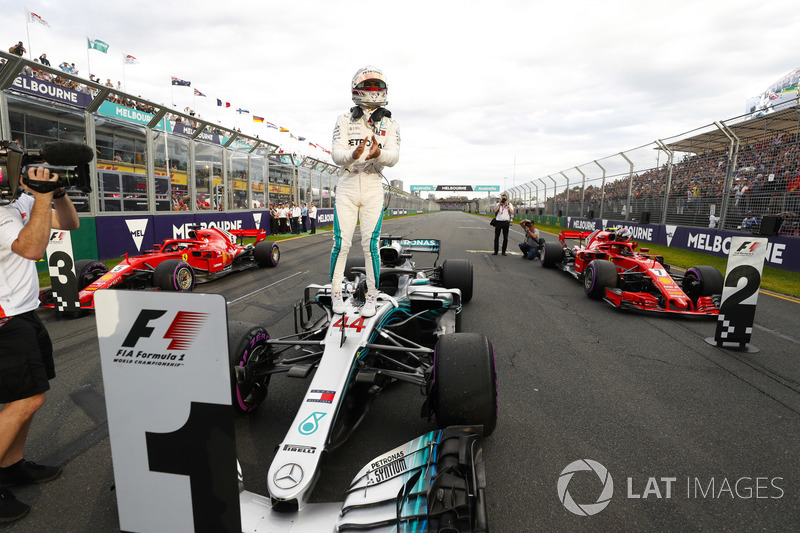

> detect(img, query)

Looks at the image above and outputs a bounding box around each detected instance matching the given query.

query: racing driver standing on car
[329,66,400,317]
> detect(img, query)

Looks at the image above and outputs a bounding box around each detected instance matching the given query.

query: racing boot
[361,292,377,317]
[331,290,345,314]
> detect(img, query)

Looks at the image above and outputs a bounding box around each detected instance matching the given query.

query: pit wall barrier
[517,214,798,273]
[37,208,437,273]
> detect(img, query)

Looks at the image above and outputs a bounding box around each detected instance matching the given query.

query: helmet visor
[355,79,387,90]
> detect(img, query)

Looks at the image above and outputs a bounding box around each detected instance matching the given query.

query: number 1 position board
[95,290,241,533]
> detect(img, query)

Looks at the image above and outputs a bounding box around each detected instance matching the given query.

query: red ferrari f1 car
[540,227,723,318]
[40,225,280,312]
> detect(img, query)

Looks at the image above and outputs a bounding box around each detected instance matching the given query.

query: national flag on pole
[266,122,278,130]
[279,127,289,132]
[124,55,139,64]
[194,88,206,97]
[253,116,264,123]
[236,108,250,114]
[25,8,50,27]
[309,142,315,147]
[87,38,109,53]
[216,99,232,107]
[298,136,306,141]
[171,76,190,86]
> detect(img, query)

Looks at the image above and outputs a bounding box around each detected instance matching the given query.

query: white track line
[226,271,306,306]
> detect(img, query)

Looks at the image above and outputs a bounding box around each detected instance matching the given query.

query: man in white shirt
[492,194,515,255]
[308,201,317,234]
[0,165,79,523]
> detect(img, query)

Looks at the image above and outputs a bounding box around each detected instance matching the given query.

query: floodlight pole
[619,152,634,222]
[559,171,570,217]
[715,121,740,229]
[594,160,606,221]
[654,139,674,225]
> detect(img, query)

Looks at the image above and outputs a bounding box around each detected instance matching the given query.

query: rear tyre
[228,321,273,414]
[74,259,109,289]
[255,241,280,267]
[539,241,564,267]
[153,259,195,292]
[583,259,618,299]
[433,333,497,436]
[683,265,723,301]
[441,259,474,303]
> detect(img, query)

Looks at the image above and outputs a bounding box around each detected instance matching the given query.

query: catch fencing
[504,102,800,238]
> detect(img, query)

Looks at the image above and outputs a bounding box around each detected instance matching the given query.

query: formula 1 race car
[229,236,495,532]
[540,227,723,318]
[40,225,280,313]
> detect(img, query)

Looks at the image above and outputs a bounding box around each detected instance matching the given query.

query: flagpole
[122,57,127,92]
[86,38,92,81]
[25,16,33,60]
[170,78,174,107]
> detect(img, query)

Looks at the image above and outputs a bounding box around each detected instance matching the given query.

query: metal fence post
[594,160,606,221]
[619,152,634,222]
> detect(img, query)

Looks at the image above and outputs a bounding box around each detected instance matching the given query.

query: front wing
[604,288,719,318]
[240,426,488,533]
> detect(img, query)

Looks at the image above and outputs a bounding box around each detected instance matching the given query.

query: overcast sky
[4,1,800,197]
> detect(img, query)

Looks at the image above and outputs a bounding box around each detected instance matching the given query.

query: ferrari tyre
[683,265,723,300]
[228,321,272,414]
[344,256,364,282]
[255,241,280,267]
[153,259,195,292]
[74,259,108,290]
[441,259,473,303]
[433,333,497,436]
[584,259,618,299]
[540,240,564,267]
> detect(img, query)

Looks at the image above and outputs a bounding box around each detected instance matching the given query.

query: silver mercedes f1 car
[228,236,497,532]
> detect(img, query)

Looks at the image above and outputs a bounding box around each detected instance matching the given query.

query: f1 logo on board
[732,241,762,256]
[122,309,208,350]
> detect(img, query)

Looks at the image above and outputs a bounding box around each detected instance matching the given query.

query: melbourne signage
[11,74,93,108]
[98,101,168,129]
[435,185,474,191]
[171,123,222,145]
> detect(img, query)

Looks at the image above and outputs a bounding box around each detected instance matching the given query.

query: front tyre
[433,333,497,436]
[683,265,723,301]
[153,259,195,292]
[74,259,109,289]
[583,259,618,299]
[228,321,273,414]
[255,241,280,267]
[441,259,474,303]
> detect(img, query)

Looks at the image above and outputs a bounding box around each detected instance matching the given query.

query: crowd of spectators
[544,130,800,235]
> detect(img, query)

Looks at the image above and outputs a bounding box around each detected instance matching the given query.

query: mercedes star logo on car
[274,463,304,490]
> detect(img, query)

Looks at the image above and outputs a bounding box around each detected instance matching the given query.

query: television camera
[0,140,93,204]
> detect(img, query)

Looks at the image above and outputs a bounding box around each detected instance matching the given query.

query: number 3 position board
[95,290,241,533]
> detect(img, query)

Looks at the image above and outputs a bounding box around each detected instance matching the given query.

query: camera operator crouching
[518,219,541,260]
[0,143,81,523]
[492,194,514,255]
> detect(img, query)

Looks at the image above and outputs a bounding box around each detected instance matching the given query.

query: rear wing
[558,230,593,247]
[379,235,440,253]
[229,229,267,243]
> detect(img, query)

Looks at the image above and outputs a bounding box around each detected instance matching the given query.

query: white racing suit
[330,106,400,294]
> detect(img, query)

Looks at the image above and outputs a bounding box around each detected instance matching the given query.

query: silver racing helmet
[351,66,388,108]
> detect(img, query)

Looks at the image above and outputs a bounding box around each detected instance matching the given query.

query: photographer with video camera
[492,194,514,255]
[0,143,82,523]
